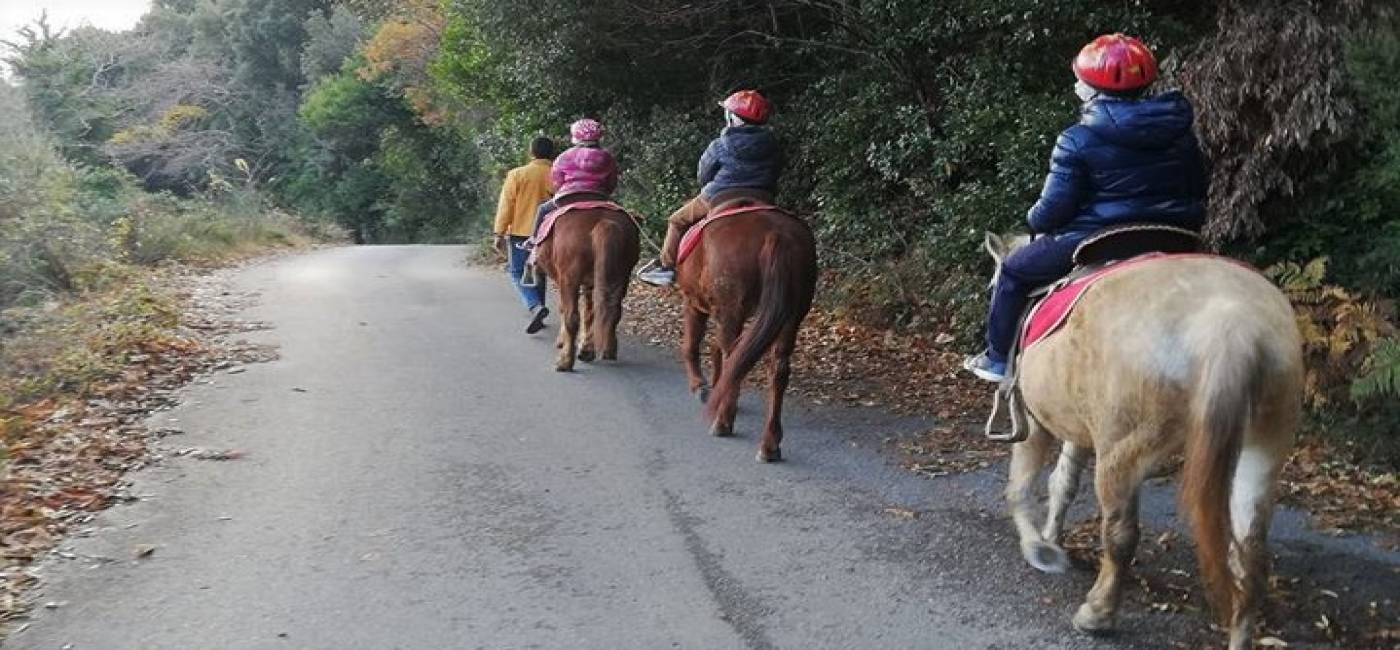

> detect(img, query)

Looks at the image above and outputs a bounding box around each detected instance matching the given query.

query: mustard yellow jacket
[493,159,554,237]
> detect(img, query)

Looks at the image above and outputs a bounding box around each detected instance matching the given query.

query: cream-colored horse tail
[1179,300,1266,622]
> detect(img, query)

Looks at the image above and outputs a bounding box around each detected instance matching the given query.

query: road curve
[10,246,1231,649]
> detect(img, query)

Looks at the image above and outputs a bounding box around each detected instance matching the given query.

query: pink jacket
[550,145,618,197]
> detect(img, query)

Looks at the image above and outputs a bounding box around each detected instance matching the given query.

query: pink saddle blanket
[677,203,792,265]
[1021,252,1179,350]
[533,200,627,245]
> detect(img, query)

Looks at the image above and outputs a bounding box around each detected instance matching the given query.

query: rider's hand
[493,234,507,256]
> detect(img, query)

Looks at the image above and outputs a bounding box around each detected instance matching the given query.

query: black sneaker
[526,305,549,334]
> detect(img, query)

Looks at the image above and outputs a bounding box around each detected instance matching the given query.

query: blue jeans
[507,235,545,310]
[985,234,1080,361]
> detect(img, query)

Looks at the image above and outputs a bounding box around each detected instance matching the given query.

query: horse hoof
[756,448,783,463]
[1071,603,1115,635]
[601,352,617,361]
[709,421,733,437]
[578,349,596,363]
[1021,539,1069,574]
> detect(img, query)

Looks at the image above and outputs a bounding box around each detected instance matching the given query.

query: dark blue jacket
[698,125,783,198]
[1026,91,1208,239]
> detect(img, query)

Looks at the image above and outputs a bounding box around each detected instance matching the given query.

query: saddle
[985,223,1202,443]
[676,199,796,265]
[530,199,632,247]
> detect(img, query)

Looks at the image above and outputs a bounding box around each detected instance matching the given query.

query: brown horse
[984,233,1302,650]
[678,209,817,462]
[537,207,640,371]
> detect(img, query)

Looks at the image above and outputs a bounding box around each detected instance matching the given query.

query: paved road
[9,246,1381,649]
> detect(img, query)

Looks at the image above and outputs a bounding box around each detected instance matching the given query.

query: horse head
[982,231,1031,289]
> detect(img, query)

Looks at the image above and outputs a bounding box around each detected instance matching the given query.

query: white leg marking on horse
[1230,445,1272,543]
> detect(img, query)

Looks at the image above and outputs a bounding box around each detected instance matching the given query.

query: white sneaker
[636,260,675,287]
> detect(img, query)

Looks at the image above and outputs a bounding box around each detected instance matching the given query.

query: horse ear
[984,232,1006,264]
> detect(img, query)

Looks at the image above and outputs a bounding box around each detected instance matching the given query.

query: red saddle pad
[1021,252,1177,350]
[677,203,788,265]
[533,200,626,245]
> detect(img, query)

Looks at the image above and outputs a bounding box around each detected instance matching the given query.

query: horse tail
[706,232,791,420]
[590,216,627,345]
[1180,300,1266,621]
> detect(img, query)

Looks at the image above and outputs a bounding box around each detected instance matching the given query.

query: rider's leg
[639,194,710,286]
[521,199,557,287]
[508,235,546,312]
[968,235,1078,380]
[662,194,710,266]
[528,199,557,244]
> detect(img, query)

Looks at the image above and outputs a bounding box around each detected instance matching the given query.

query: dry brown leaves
[1280,437,1400,549]
[1060,518,1399,649]
[0,270,276,628]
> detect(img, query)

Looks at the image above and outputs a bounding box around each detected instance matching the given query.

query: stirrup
[984,383,1030,443]
[521,264,539,288]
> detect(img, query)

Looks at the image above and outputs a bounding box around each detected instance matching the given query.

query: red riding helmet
[1072,34,1158,92]
[720,90,772,124]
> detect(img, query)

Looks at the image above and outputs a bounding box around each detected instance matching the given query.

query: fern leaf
[1352,338,1400,402]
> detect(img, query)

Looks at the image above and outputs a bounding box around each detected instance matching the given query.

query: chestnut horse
[537,207,640,371]
[678,208,817,462]
[984,233,1302,650]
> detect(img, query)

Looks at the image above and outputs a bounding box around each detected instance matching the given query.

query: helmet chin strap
[1074,80,1100,104]
[724,111,746,128]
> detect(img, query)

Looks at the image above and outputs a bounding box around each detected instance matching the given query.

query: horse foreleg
[577,285,597,363]
[555,281,581,372]
[1042,442,1090,544]
[756,324,798,463]
[707,316,743,437]
[1072,451,1145,635]
[682,304,710,401]
[1007,425,1064,572]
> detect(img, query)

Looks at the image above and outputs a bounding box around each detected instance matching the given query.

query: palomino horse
[679,209,817,462]
[984,233,1302,650]
[536,206,640,371]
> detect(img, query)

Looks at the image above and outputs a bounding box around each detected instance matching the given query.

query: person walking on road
[494,136,557,334]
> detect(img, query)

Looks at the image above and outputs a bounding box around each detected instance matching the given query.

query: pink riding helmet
[570,118,604,144]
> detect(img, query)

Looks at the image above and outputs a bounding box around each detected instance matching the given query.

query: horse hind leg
[597,281,624,361]
[555,280,581,372]
[708,316,743,438]
[577,284,597,363]
[756,323,798,463]
[1072,443,1153,635]
[1225,441,1288,650]
[682,304,710,402]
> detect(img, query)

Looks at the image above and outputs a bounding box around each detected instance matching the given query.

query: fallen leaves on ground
[1280,438,1400,549]
[1061,518,1399,648]
[0,267,278,628]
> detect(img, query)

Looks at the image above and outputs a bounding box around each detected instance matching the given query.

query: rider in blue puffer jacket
[964,34,1208,382]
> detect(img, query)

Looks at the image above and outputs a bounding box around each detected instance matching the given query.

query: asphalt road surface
[8,246,1393,650]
